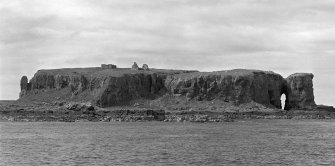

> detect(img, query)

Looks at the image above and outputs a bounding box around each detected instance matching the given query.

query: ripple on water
[1,120,335,165]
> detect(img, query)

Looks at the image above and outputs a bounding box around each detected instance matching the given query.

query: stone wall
[101,64,117,69]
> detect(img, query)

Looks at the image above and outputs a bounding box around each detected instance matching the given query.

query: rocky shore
[1,101,334,122]
[0,101,165,122]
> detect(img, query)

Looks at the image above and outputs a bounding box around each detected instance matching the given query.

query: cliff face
[19,68,318,110]
[165,70,287,109]
[285,73,316,110]
[19,68,195,107]
[93,73,165,107]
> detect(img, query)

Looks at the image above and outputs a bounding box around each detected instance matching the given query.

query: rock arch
[279,83,289,110]
[280,93,287,110]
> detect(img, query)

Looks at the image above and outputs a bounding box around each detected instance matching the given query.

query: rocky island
[1,62,334,122]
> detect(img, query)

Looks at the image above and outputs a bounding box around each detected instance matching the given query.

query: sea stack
[284,73,316,110]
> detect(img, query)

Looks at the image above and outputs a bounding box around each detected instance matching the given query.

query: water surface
[1,120,335,165]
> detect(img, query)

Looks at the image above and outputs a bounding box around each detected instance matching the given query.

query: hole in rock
[280,94,286,110]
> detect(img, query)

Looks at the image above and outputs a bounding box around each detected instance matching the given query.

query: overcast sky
[0,0,334,106]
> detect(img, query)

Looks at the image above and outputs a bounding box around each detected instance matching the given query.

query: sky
[0,0,334,106]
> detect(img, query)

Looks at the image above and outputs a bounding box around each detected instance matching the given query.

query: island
[1,62,334,122]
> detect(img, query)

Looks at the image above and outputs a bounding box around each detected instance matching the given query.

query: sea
[1,120,335,165]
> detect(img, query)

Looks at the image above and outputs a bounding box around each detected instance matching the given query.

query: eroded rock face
[165,70,287,108]
[30,73,55,89]
[18,68,180,107]
[27,71,88,97]
[69,75,88,96]
[285,73,316,110]
[95,73,165,107]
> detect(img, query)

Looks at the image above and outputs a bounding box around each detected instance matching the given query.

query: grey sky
[0,0,334,106]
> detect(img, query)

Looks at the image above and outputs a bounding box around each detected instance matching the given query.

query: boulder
[65,102,80,110]
[285,73,316,110]
[65,102,94,112]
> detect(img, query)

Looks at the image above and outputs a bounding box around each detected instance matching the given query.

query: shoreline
[2,110,335,123]
[1,101,335,122]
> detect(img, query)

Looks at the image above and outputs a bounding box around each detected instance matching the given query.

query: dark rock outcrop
[94,73,166,107]
[29,73,55,89]
[19,76,29,97]
[285,73,316,110]
[19,68,195,107]
[315,105,334,112]
[28,71,88,97]
[165,69,287,108]
[18,67,319,111]
[20,76,29,90]
[104,109,166,121]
